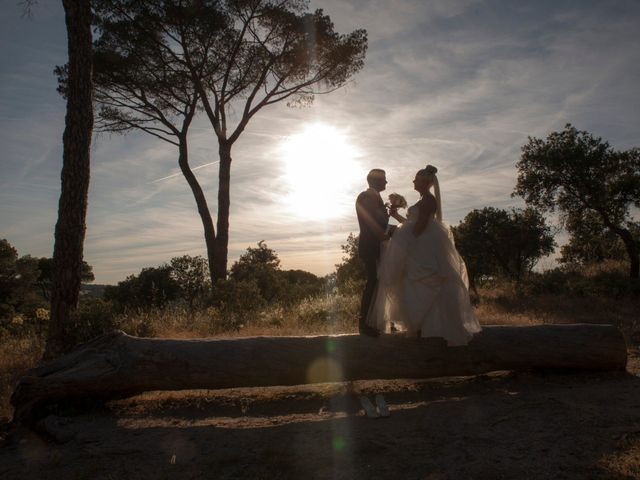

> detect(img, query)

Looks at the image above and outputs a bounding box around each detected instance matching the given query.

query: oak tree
[451,207,555,287]
[514,125,640,278]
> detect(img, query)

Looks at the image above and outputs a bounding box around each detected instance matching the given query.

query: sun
[279,123,363,219]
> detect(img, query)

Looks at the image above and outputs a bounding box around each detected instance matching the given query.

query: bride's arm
[412,195,436,236]
[389,206,406,223]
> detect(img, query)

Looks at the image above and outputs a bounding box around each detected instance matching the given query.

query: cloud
[2,0,640,283]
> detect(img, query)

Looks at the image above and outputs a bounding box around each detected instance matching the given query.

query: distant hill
[80,284,107,298]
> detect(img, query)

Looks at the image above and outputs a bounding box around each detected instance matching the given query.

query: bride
[366,165,481,346]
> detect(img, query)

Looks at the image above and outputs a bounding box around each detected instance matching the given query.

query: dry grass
[0,335,44,419]
[599,438,640,479]
[113,292,360,339]
[475,280,640,345]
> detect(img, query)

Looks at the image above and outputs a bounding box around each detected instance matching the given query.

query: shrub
[524,261,640,298]
[67,297,117,347]
[114,310,158,338]
[208,279,266,331]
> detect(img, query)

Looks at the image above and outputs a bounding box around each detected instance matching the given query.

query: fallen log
[11,324,627,422]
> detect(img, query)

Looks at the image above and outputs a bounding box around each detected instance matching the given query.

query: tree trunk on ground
[44,0,93,360]
[177,139,217,288]
[213,141,232,281]
[13,324,627,423]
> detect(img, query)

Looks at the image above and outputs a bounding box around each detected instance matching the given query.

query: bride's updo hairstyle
[417,164,442,222]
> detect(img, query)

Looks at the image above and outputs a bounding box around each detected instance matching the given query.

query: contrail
[150,160,219,183]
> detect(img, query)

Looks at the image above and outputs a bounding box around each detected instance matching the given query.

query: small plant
[68,298,117,347]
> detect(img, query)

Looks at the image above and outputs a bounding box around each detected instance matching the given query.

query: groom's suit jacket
[356,188,389,262]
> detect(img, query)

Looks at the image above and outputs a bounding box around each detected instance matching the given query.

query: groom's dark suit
[356,187,389,331]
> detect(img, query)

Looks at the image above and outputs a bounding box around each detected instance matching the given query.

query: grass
[476,285,640,329]
[474,261,640,344]
[0,335,44,421]
[110,291,361,339]
[599,438,640,478]
[1,269,639,419]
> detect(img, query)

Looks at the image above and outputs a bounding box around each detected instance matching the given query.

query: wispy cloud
[1,0,639,282]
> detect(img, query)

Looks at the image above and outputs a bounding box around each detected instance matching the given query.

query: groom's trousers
[359,255,378,327]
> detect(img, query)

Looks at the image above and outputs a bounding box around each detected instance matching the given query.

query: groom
[356,169,390,337]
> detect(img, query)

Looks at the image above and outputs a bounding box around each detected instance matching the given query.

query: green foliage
[292,295,336,326]
[560,212,640,265]
[0,239,47,321]
[67,297,118,347]
[229,241,323,304]
[209,278,266,331]
[451,207,556,285]
[104,265,180,310]
[514,124,640,277]
[35,257,94,301]
[524,261,640,299]
[279,269,325,303]
[229,240,285,302]
[90,0,220,133]
[104,255,211,312]
[91,0,367,127]
[170,255,210,309]
[1,240,98,339]
[335,233,365,294]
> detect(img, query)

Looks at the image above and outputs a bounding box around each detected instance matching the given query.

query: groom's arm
[356,193,389,242]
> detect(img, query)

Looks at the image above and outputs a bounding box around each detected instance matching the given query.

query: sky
[1,0,640,284]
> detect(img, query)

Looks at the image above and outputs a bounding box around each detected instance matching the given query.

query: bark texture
[177,138,217,286]
[45,0,94,359]
[616,227,640,279]
[213,142,232,280]
[13,324,627,423]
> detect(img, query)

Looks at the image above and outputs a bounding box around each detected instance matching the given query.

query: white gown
[367,203,481,346]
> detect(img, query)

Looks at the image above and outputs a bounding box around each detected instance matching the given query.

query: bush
[290,292,360,329]
[335,233,366,294]
[114,310,158,338]
[208,279,266,331]
[525,261,640,299]
[67,298,117,347]
[277,269,325,304]
[104,265,180,311]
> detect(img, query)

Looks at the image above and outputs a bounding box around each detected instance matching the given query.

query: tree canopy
[559,211,640,265]
[89,0,368,283]
[229,240,323,303]
[0,240,40,321]
[451,207,556,287]
[0,239,96,327]
[104,265,181,310]
[334,233,365,294]
[36,257,94,301]
[514,124,640,278]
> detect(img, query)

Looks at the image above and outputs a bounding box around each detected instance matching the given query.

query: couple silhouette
[355,166,481,346]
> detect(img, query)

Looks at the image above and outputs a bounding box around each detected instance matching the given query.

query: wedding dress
[366,203,481,346]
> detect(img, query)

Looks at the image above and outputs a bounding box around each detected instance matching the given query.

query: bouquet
[387,193,407,209]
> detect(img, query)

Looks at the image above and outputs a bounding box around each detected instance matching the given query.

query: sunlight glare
[279,123,363,219]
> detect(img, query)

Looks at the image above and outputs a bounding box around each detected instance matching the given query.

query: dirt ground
[1,350,640,480]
